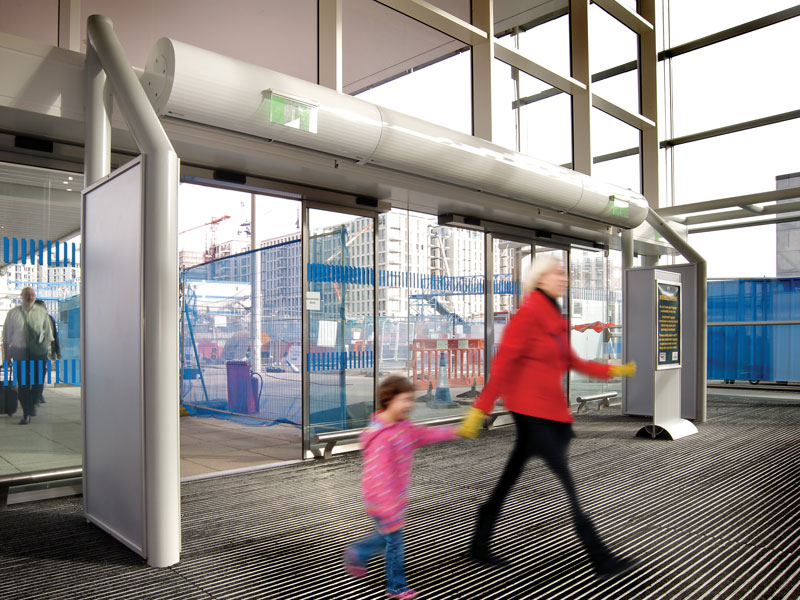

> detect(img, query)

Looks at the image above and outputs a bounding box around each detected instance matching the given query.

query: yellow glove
[457,407,487,439]
[609,361,636,378]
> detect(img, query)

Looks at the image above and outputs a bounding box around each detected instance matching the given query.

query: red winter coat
[474,289,612,423]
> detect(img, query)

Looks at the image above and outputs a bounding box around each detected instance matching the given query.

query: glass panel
[592,70,640,122]
[178,184,302,476]
[672,118,800,204]
[518,70,573,166]
[514,13,571,77]
[492,238,531,358]
[592,153,642,194]
[308,209,375,436]
[0,163,83,477]
[534,246,569,312]
[534,246,569,399]
[590,4,639,74]
[671,18,800,138]
[667,0,798,47]
[688,225,776,279]
[492,58,518,152]
[407,225,485,419]
[568,248,621,405]
[354,49,473,134]
[592,106,640,158]
[347,1,472,133]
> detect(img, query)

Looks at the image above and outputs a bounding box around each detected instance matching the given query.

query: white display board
[82,158,145,554]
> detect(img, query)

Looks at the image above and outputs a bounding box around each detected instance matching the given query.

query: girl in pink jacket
[344,375,461,599]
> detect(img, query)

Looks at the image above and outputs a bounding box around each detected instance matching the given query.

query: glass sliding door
[306,207,376,443]
[178,183,303,476]
[568,247,620,405]
[0,163,83,478]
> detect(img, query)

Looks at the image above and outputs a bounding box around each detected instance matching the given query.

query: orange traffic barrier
[410,338,485,390]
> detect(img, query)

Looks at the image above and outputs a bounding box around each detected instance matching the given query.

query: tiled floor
[0,385,302,478]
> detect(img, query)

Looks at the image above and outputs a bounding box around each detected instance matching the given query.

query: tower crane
[179,215,230,262]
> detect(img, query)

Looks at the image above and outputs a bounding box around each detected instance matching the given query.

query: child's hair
[378,374,415,410]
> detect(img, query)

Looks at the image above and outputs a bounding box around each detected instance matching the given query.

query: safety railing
[311,409,510,459]
[0,466,82,509]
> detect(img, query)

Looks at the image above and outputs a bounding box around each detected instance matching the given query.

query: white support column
[84,43,111,185]
[86,14,181,568]
[471,0,494,141]
[58,0,81,52]
[639,0,659,209]
[251,194,262,374]
[318,0,342,91]
[570,0,592,175]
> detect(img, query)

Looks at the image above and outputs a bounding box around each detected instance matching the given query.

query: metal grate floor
[1,393,798,600]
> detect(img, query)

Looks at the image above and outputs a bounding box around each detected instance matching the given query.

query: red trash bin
[226,361,258,414]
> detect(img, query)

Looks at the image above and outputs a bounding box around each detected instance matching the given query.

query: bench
[0,466,82,509]
[312,409,511,459]
[575,391,619,414]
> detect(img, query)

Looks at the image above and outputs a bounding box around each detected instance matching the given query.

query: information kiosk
[624,268,698,440]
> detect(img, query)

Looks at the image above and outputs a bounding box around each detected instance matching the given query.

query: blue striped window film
[2,359,81,386]
[2,236,79,267]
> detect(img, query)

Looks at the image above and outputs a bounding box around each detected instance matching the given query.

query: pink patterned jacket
[360,413,459,533]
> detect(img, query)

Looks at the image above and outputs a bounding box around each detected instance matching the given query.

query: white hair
[522,255,562,296]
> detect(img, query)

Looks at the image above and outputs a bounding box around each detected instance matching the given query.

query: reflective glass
[590,3,639,74]
[592,153,641,194]
[518,71,573,166]
[671,17,800,137]
[354,50,473,135]
[308,209,376,436]
[348,0,472,134]
[492,239,531,358]
[672,118,800,204]
[667,0,799,47]
[568,248,622,405]
[688,225,777,279]
[492,59,518,152]
[515,13,571,77]
[178,184,303,475]
[375,211,484,420]
[592,70,640,122]
[0,163,83,478]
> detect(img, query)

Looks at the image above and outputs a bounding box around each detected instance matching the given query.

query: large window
[0,163,82,479]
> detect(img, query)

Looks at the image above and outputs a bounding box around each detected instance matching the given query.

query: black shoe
[467,547,511,568]
[38,398,45,404]
[19,416,30,425]
[594,556,639,579]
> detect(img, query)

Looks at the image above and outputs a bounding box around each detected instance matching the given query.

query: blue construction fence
[180,242,303,427]
[708,277,800,382]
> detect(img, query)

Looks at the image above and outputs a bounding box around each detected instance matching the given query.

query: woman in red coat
[458,256,638,577]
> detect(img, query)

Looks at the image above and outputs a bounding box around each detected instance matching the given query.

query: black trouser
[17,356,47,419]
[472,412,611,563]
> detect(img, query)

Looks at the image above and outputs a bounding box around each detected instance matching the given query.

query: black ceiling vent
[15,136,54,153]
[213,169,247,185]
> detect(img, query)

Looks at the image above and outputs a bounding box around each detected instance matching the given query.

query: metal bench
[0,466,82,509]
[575,391,619,414]
[312,409,510,459]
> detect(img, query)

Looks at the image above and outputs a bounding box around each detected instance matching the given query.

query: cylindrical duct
[142,38,649,229]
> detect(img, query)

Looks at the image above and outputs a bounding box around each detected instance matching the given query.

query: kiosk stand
[624,269,698,440]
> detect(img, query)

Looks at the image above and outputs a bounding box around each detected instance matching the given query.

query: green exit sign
[262,90,318,133]
[609,195,629,218]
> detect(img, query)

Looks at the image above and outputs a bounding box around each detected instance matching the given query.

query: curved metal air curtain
[141,38,648,229]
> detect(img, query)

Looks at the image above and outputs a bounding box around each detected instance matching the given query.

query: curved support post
[85,14,180,568]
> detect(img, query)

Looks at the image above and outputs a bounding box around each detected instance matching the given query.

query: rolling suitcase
[3,385,18,416]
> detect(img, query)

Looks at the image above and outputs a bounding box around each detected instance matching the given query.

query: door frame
[302,201,380,457]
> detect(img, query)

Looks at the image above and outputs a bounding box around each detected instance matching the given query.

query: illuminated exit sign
[262,90,318,133]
